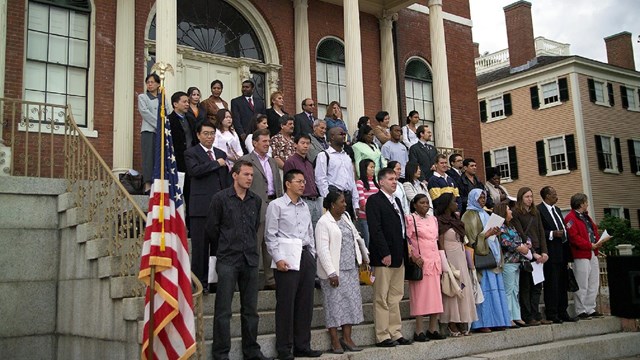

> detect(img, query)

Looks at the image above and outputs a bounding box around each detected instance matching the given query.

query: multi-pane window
[547,136,567,172]
[626,87,637,110]
[405,59,435,141]
[601,135,614,170]
[541,81,559,105]
[316,38,348,122]
[594,80,606,103]
[489,97,504,118]
[493,148,511,180]
[25,1,90,126]
[634,140,640,172]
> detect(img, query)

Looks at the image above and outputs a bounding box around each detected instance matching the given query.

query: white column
[0,0,7,143]
[294,0,312,113]
[268,68,280,98]
[428,0,453,148]
[155,0,177,92]
[112,0,135,173]
[343,0,365,131]
[379,13,399,125]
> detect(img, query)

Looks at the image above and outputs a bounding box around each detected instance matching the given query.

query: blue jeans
[358,219,370,248]
[503,263,522,321]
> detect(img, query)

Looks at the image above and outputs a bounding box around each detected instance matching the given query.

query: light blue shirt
[265,193,316,263]
[314,146,360,210]
[381,140,409,178]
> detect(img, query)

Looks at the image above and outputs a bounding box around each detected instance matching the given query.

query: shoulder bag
[404,215,424,281]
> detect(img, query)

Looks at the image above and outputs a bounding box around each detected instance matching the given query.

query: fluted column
[379,13,399,125]
[428,0,453,147]
[0,0,7,142]
[112,0,135,173]
[155,0,177,92]
[294,0,312,113]
[343,0,365,131]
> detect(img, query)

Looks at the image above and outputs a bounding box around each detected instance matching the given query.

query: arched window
[316,38,348,122]
[405,58,435,142]
[25,0,91,126]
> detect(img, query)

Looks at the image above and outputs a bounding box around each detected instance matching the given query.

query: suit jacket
[409,141,438,181]
[446,168,463,188]
[293,112,315,138]
[200,96,228,126]
[230,95,266,137]
[167,112,196,172]
[184,145,230,217]
[366,191,408,267]
[186,103,208,130]
[239,152,283,215]
[537,202,572,264]
[266,107,288,137]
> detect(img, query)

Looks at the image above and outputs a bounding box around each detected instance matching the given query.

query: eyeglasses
[200,131,215,137]
[291,179,307,185]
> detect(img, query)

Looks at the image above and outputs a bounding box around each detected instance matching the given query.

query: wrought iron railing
[437,146,464,159]
[0,97,204,358]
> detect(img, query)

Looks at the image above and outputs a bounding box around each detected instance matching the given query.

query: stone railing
[475,37,571,75]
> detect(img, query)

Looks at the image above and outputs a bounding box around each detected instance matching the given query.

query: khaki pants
[373,265,405,342]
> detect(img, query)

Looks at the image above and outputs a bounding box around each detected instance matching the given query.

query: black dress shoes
[561,315,579,322]
[549,317,564,324]
[375,338,398,347]
[292,349,322,358]
[426,330,447,340]
[246,354,273,360]
[276,352,294,360]
[413,332,428,342]
[396,337,414,345]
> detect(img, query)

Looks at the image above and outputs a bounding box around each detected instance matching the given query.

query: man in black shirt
[205,159,271,360]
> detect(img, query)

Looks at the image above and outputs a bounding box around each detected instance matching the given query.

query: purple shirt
[254,151,275,196]
[283,153,319,197]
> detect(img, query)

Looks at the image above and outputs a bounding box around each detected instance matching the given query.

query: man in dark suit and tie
[184,121,230,292]
[231,79,266,144]
[446,153,464,188]
[367,167,412,348]
[537,186,577,323]
[239,128,284,290]
[293,98,316,138]
[408,125,438,181]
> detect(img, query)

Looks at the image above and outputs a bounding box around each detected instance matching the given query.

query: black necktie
[552,207,567,243]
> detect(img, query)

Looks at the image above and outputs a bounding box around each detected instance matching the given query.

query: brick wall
[604,32,636,71]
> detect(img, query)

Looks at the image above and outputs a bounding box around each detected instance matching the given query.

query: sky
[469,0,640,70]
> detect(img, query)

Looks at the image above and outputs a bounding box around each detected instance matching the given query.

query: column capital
[379,12,398,28]
[293,0,308,9]
[427,0,443,7]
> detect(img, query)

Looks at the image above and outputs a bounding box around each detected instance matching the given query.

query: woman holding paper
[316,191,369,353]
[462,189,511,332]
[511,187,550,326]
[434,192,477,337]
[494,202,530,327]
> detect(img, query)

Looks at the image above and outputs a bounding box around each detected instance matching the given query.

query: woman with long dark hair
[403,161,433,215]
[200,79,228,126]
[186,86,207,129]
[402,110,420,148]
[352,125,386,177]
[434,192,477,336]
[213,109,244,168]
[355,159,379,247]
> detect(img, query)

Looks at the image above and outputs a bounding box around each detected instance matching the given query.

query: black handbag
[520,260,534,273]
[405,215,424,281]
[475,251,498,270]
[567,267,579,292]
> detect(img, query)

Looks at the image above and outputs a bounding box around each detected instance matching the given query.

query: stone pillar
[379,13,399,124]
[155,0,177,92]
[112,0,135,173]
[0,0,7,143]
[343,0,365,131]
[294,0,312,113]
[268,68,280,98]
[428,0,453,147]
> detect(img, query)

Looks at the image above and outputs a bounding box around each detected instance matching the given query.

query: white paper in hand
[270,237,303,271]
[532,262,545,285]
[598,229,612,243]
[483,213,505,232]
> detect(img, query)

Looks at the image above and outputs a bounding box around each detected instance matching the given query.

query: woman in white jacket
[316,191,369,354]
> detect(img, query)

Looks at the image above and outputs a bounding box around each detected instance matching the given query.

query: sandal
[448,325,462,337]
[462,330,472,336]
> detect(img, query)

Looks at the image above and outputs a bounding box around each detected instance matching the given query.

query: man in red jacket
[564,193,607,319]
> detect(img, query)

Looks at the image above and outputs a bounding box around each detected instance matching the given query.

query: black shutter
[621,85,629,109]
[530,86,540,109]
[615,137,623,172]
[629,139,638,174]
[479,100,487,122]
[566,134,577,170]
[595,135,605,170]
[588,78,596,103]
[604,208,611,217]
[484,151,492,176]
[608,83,615,106]
[558,78,569,102]
[508,146,518,180]
[504,94,512,116]
[536,140,547,175]
[624,208,630,222]
[637,209,640,228]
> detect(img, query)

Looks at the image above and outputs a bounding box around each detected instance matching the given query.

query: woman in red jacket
[564,193,604,319]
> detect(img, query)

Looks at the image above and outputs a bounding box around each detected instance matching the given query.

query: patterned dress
[320,219,364,328]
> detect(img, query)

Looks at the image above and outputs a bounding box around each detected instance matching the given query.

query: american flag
[139,88,196,360]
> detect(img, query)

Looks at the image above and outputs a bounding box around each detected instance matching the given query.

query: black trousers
[543,261,570,320]
[519,270,543,322]
[189,216,209,287]
[273,249,316,355]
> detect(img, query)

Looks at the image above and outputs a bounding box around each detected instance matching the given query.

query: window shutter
[508,146,518,180]
[558,77,569,101]
[484,151,492,176]
[566,134,577,170]
[530,86,540,109]
[629,139,638,173]
[588,78,596,103]
[479,100,487,122]
[621,85,629,109]
[604,208,611,217]
[615,137,623,172]
[535,140,547,175]
[608,83,615,106]
[595,135,605,170]
[637,209,640,228]
[624,208,630,222]
[504,94,512,116]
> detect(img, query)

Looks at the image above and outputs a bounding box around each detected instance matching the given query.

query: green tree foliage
[598,215,640,255]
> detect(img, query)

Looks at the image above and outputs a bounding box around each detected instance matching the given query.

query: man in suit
[239,128,283,290]
[293,98,316,138]
[184,121,230,292]
[408,125,438,181]
[446,153,463,188]
[231,79,266,144]
[537,186,577,323]
[367,167,413,348]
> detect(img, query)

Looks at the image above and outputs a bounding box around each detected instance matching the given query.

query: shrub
[598,215,640,255]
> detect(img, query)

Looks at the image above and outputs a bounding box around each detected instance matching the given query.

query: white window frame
[544,135,570,176]
[600,135,618,174]
[22,0,97,137]
[490,147,513,183]
[607,206,625,219]
[593,78,609,107]
[538,79,561,109]
[633,139,640,176]
[487,95,506,121]
[316,37,348,124]
[625,86,640,112]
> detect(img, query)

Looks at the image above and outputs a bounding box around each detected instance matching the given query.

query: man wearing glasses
[293,98,316,138]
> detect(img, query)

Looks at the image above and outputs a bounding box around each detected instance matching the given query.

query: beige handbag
[441,262,463,298]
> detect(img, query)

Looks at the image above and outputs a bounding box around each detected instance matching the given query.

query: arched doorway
[145,0,281,102]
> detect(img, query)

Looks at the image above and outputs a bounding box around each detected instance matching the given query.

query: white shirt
[543,200,566,240]
[314,146,359,210]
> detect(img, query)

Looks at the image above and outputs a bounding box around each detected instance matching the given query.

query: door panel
[178,59,238,106]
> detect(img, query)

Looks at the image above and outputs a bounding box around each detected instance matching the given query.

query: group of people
[137,75,607,360]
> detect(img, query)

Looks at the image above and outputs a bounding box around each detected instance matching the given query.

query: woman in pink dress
[406,194,446,341]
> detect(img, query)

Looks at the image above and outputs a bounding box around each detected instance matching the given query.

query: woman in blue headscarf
[461,189,512,332]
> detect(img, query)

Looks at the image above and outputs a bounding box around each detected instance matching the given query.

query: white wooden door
[178,59,238,105]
